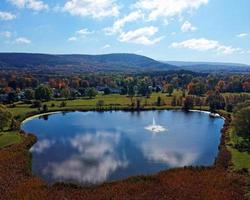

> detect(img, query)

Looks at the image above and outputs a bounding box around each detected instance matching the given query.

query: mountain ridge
[0,53,176,73]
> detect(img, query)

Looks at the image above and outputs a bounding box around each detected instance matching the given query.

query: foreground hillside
[0,132,245,200]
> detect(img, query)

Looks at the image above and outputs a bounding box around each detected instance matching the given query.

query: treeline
[0,71,249,107]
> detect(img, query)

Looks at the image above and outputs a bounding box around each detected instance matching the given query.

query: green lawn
[0,131,22,149]
[10,92,183,118]
[227,128,250,170]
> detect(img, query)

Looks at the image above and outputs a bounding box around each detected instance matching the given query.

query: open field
[9,91,186,119]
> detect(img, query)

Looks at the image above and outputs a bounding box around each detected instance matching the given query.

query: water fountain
[145,117,167,133]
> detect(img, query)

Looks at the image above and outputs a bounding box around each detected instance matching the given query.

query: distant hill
[163,61,250,73]
[1,53,249,74]
[0,53,176,73]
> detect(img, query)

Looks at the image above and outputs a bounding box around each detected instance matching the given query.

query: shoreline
[21,111,62,125]
[21,108,223,125]
[0,107,245,199]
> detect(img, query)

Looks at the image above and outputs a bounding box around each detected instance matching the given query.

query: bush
[226,104,233,112]
[96,100,105,109]
[156,96,162,106]
[42,104,48,112]
[31,100,42,108]
[104,88,111,95]
[60,101,67,107]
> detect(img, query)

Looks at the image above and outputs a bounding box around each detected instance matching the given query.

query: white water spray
[145,117,167,133]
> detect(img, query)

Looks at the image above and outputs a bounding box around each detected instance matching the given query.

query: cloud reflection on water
[141,141,199,167]
[30,139,55,154]
[43,131,128,184]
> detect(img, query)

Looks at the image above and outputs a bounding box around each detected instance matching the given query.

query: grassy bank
[0,131,22,149]
[227,128,250,170]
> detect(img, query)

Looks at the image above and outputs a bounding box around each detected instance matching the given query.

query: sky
[0,0,250,64]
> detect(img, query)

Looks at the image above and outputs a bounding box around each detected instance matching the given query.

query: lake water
[21,110,224,185]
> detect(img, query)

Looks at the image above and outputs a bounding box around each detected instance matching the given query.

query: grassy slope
[227,128,250,170]
[0,131,22,148]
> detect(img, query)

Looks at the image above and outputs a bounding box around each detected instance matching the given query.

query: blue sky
[0,0,250,64]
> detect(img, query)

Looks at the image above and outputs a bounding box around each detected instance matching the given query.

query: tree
[42,104,48,112]
[0,104,12,131]
[60,101,67,107]
[242,82,250,92]
[138,81,151,97]
[61,88,71,99]
[136,99,141,110]
[128,85,135,105]
[156,96,162,106]
[165,84,174,96]
[104,87,111,95]
[8,92,18,103]
[35,85,52,101]
[183,96,194,111]
[206,91,225,113]
[171,96,177,106]
[24,89,35,100]
[120,86,128,95]
[216,80,226,92]
[233,106,250,138]
[11,119,20,131]
[86,88,97,99]
[96,100,105,109]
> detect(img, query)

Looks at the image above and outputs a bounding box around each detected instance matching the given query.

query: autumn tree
[183,96,194,111]
[165,84,174,96]
[206,91,225,113]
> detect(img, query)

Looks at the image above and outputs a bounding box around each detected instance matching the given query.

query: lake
[21,110,224,185]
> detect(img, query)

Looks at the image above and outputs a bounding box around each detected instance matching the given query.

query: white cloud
[101,44,111,49]
[171,38,240,55]
[237,33,248,38]
[15,37,31,44]
[8,0,26,8]
[104,11,143,35]
[134,0,209,21]
[0,11,16,20]
[27,0,48,11]
[76,28,93,37]
[8,0,48,11]
[181,21,197,32]
[63,0,119,19]
[1,31,12,38]
[119,26,164,45]
[68,37,77,42]
[68,28,93,41]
